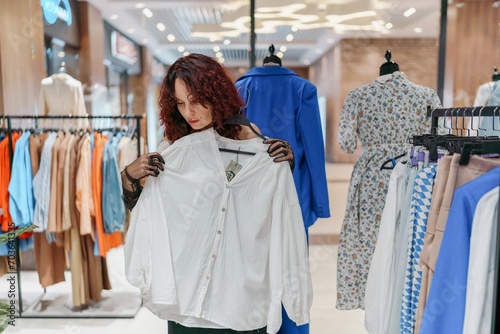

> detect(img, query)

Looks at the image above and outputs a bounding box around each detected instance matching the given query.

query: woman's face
[174,78,213,131]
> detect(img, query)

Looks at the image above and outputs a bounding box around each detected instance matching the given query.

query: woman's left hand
[266,138,295,171]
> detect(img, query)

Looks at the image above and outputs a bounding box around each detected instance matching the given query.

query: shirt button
[217,230,222,235]
[222,208,226,212]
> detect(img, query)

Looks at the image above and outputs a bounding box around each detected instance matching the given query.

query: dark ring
[148,157,156,166]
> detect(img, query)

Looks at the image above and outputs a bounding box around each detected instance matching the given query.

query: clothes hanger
[262,44,282,67]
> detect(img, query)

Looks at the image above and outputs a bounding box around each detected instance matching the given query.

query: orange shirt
[0,132,22,232]
[92,132,123,256]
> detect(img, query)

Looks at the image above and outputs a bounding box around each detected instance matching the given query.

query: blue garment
[420,166,500,334]
[400,164,437,333]
[479,80,500,135]
[102,133,125,233]
[235,66,330,229]
[8,132,35,228]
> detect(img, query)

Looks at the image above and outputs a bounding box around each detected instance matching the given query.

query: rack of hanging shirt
[0,114,144,318]
[365,106,500,334]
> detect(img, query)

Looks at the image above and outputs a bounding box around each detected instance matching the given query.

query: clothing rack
[2,114,142,319]
[426,107,500,334]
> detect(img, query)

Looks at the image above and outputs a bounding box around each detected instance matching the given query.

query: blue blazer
[235,66,330,228]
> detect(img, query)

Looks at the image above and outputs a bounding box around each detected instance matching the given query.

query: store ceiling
[84,0,441,68]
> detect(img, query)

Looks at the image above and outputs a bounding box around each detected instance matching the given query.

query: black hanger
[218,147,255,156]
[222,114,267,141]
[459,140,500,165]
[380,152,407,170]
[379,50,400,76]
[492,66,500,82]
[263,44,282,67]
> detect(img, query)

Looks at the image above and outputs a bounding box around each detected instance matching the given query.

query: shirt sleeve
[124,184,153,294]
[338,89,359,153]
[268,167,312,333]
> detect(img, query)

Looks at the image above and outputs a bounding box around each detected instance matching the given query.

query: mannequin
[262,44,282,67]
[379,50,400,76]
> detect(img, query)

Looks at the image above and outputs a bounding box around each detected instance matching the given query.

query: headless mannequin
[379,50,399,76]
[263,44,282,67]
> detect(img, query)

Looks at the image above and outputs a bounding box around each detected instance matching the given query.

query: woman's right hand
[124,152,165,181]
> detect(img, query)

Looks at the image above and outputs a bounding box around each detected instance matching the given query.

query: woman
[121,54,308,334]
[121,54,294,209]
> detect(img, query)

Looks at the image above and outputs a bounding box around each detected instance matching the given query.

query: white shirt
[124,129,312,332]
[463,187,499,334]
[364,162,408,334]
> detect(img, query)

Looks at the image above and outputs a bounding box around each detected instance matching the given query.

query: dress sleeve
[338,89,359,153]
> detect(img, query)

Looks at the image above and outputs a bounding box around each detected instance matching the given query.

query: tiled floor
[3,163,368,334]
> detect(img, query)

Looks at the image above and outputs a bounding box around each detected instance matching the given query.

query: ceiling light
[135,3,145,9]
[304,60,311,65]
[327,38,334,44]
[414,27,422,33]
[209,36,217,42]
[178,46,185,52]
[223,39,231,45]
[286,34,294,41]
[213,46,220,52]
[183,51,190,57]
[385,22,393,29]
[110,14,118,20]
[315,48,322,54]
[128,28,135,34]
[280,45,287,52]
[143,8,153,18]
[168,34,176,42]
[216,52,223,58]
[277,52,283,58]
[404,8,416,17]
[58,51,65,58]
[218,58,225,64]
[157,23,165,31]
[493,1,500,7]
[455,2,465,8]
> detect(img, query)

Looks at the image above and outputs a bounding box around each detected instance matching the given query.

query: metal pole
[436,0,447,102]
[249,0,256,69]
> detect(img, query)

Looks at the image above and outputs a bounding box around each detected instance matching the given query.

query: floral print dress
[336,72,441,310]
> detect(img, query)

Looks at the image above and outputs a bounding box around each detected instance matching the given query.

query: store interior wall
[0,0,45,116]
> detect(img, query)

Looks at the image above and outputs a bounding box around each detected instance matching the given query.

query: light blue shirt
[102,133,125,233]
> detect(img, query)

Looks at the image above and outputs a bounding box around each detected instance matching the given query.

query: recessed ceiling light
[414,27,423,33]
[157,23,165,31]
[135,3,145,9]
[304,60,311,65]
[209,36,217,42]
[178,46,185,52]
[143,8,153,18]
[277,52,283,58]
[128,28,135,34]
[223,39,231,45]
[58,51,65,58]
[183,51,190,57]
[315,48,322,54]
[218,58,225,64]
[216,52,223,58]
[327,38,334,44]
[385,22,393,29]
[110,14,118,20]
[404,8,416,17]
[167,34,176,42]
[291,26,298,32]
[280,45,287,52]
[286,34,294,41]
[213,46,220,52]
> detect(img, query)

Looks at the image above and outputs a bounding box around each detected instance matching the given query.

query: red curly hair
[159,53,243,142]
